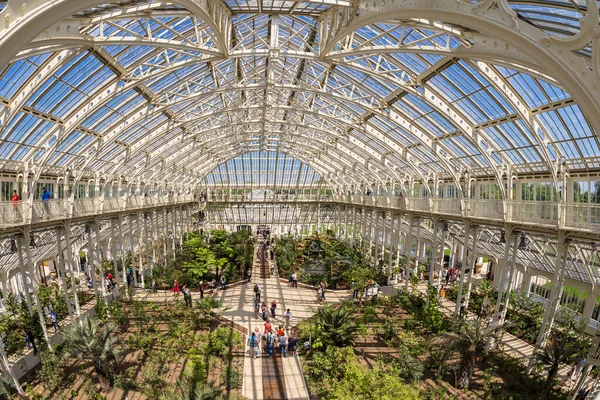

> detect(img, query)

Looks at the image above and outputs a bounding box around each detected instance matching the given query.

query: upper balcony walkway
[207,194,600,238]
[0,194,204,231]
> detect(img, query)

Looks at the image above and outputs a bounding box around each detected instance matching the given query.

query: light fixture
[29,234,36,248]
[499,231,506,244]
[10,238,17,253]
[518,233,527,249]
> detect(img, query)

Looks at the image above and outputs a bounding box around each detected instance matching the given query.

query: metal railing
[207,194,600,232]
[0,194,197,228]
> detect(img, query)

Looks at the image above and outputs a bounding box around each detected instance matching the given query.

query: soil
[23,301,244,400]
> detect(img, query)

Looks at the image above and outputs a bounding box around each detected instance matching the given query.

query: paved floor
[223,241,347,400]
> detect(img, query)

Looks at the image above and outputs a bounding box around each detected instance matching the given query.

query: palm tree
[194,298,231,331]
[535,336,578,390]
[160,377,223,400]
[314,304,359,348]
[63,316,121,382]
[429,317,509,389]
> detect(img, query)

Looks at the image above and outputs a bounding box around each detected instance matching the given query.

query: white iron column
[118,214,127,288]
[414,217,421,279]
[404,214,414,291]
[528,233,570,373]
[454,226,470,316]
[24,231,51,349]
[429,218,439,286]
[373,211,380,269]
[171,207,177,259]
[127,215,138,287]
[581,289,597,328]
[463,225,479,310]
[86,225,100,299]
[387,212,395,285]
[16,237,34,315]
[63,225,81,318]
[110,219,120,297]
[93,220,107,302]
[436,223,448,286]
[55,230,73,319]
[136,213,145,285]
[144,213,154,274]
[492,228,513,320]
[500,233,520,323]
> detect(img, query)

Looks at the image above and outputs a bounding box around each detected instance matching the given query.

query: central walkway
[219,239,347,400]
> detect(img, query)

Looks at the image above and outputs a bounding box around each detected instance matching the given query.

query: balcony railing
[206,193,600,232]
[0,194,198,228]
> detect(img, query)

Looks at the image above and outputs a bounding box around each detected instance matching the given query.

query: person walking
[253,283,261,302]
[247,332,257,359]
[220,275,226,290]
[287,334,298,356]
[283,309,292,331]
[278,332,288,357]
[183,286,192,307]
[152,279,158,293]
[270,300,277,319]
[25,328,37,355]
[254,328,262,358]
[263,319,272,334]
[292,272,297,288]
[50,310,60,332]
[199,281,204,299]
[253,299,260,319]
[351,281,359,298]
[261,302,268,321]
[264,330,274,359]
[172,280,180,299]
[277,326,284,337]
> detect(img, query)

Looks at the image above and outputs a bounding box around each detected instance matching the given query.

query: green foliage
[63,315,121,379]
[305,347,421,400]
[219,366,242,390]
[419,285,445,333]
[95,300,109,323]
[37,346,68,392]
[301,304,359,350]
[208,327,241,358]
[534,336,579,389]
[274,234,301,275]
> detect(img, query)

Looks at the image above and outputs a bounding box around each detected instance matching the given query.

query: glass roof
[0,0,596,189]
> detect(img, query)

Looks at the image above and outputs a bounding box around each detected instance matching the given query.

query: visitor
[278,332,288,357]
[459,297,466,317]
[570,358,586,383]
[277,326,284,337]
[288,273,293,287]
[220,275,226,290]
[292,272,297,288]
[271,263,275,276]
[320,282,326,300]
[253,299,260,319]
[576,385,591,400]
[264,318,272,334]
[264,330,274,359]
[287,334,298,356]
[126,272,132,287]
[11,189,19,221]
[199,281,204,299]
[270,248,274,260]
[439,285,446,303]
[183,286,192,307]
[351,281,359,298]
[172,280,180,299]
[261,302,268,321]
[25,328,37,355]
[283,309,292,331]
[152,279,157,293]
[316,286,323,303]
[50,310,60,332]
[254,328,262,358]
[212,285,219,299]
[445,268,451,285]
[270,300,277,319]
[41,186,51,216]
[247,332,257,359]
[254,283,261,302]
[209,278,217,289]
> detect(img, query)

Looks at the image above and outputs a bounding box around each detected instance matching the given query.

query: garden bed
[21,299,245,400]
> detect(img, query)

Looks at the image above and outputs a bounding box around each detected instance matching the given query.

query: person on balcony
[11,190,19,221]
[41,187,52,216]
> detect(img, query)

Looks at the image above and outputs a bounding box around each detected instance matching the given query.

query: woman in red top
[172,280,180,298]
[11,190,19,221]
[264,319,272,334]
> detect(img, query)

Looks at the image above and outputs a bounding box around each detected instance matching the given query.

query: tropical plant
[429,317,509,389]
[307,304,359,350]
[194,298,231,332]
[63,316,121,383]
[420,284,445,333]
[534,335,579,389]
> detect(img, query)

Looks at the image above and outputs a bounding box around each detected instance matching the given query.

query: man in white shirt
[283,309,292,331]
